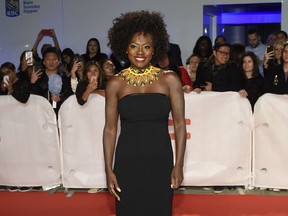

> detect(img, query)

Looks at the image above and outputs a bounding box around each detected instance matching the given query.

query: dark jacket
[30,71,73,114]
[263,63,288,94]
[194,57,243,92]
[242,75,264,110]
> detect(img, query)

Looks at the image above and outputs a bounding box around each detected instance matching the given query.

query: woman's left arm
[167,72,186,189]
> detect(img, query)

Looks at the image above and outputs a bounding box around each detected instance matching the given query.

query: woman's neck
[245,71,253,79]
[89,53,97,58]
[21,65,28,72]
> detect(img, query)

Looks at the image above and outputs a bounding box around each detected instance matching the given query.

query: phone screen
[3,75,9,85]
[25,51,33,66]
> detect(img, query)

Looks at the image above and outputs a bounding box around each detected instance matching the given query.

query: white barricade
[0,95,61,186]
[2,92,288,189]
[181,91,252,186]
[58,94,107,188]
[58,92,252,188]
[253,93,288,189]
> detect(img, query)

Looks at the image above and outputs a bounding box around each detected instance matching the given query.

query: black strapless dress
[114,93,173,216]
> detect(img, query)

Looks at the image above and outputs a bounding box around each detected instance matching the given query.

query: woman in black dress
[103,11,186,216]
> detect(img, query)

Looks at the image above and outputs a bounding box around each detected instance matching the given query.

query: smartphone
[90,75,97,83]
[3,75,9,85]
[41,29,53,36]
[25,51,34,66]
[267,46,274,53]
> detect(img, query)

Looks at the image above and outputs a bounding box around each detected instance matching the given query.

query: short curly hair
[107,10,169,64]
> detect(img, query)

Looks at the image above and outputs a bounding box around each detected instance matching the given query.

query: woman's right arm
[103,77,121,200]
[70,62,80,93]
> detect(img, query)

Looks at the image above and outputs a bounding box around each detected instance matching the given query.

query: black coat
[263,63,288,94]
[194,58,243,92]
[242,75,264,110]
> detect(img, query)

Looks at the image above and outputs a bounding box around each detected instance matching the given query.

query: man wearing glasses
[193,42,243,94]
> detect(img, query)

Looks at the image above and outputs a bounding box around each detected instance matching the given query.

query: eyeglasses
[216,50,230,56]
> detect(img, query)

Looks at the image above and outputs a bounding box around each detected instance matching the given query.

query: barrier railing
[0,92,287,189]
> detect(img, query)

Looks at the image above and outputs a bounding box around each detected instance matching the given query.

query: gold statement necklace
[119,64,160,87]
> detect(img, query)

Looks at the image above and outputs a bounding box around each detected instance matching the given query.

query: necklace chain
[119,65,160,87]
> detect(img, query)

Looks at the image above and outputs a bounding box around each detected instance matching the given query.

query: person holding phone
[0,62,30,103]
[70,54,86,93]
[17,50,43,87]
[75,61,105,105]
[263,42,288,94]
[263,41,285,76]
[30,47,73,115]
[31,29,61,74]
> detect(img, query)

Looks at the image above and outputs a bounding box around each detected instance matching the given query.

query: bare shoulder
[107,74,124,86]
[159,69,181,84]
[106,74,124,93]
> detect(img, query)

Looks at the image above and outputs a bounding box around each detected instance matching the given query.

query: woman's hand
[170,165,184,189]
[86,80,98,94]
[1,81,7,92]
[51,94,61,102]
[71,61,81,79]
[204,82,212,91]
[182,85,192,93]
[263,47,274,69]
[239,89,248,97]
[106,171,121,201]
[193,88,202,94]
[31,68,42,84]
[6,73,18,94]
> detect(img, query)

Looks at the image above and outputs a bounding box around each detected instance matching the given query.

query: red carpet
[1,191,288,216]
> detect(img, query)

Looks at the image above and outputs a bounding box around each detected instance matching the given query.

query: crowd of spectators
[1,28,288,193]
